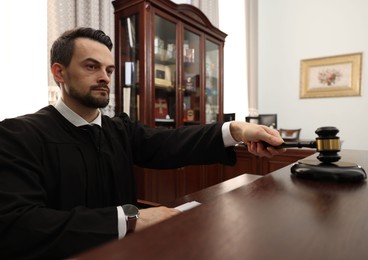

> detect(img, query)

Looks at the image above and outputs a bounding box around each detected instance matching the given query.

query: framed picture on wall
[300,53,362,98]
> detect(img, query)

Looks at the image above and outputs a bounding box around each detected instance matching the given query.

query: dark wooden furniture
[76,149,368,259]
[112,0,229,206]
[112,0,226,126]
[225,145,315,176]
[136,147,315,204]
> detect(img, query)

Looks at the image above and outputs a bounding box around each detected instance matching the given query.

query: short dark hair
[50,27,113,68]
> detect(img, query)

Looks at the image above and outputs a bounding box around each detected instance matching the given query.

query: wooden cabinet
[134,164,223,205]
[224,146,315,176]
[112,0,226,126]
[259,149,315,174]
[112,0,227,205]
[222,147,258,180]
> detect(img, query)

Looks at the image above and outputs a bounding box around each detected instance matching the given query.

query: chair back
[246,114,277,129]
[223,113,235,122]
[279,128,301,141]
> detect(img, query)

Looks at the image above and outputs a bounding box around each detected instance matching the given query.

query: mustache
[91,83,110,92]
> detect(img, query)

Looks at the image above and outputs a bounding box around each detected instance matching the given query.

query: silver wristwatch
[122,204,140,234]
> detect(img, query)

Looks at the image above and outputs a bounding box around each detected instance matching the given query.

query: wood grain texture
[76,150,368,260]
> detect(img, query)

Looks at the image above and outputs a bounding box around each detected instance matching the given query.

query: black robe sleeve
[113,112,236,169]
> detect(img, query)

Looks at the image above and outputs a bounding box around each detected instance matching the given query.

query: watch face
[122,204,139,217]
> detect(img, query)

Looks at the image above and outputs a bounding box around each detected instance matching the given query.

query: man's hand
[135,206,181,232]
[229,121,286,157]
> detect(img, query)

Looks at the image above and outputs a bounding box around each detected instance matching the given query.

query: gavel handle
[263,141,317,149]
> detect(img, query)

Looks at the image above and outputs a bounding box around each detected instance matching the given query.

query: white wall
[0,0,245,122]
[219,0,248,121]
[259,0,368,149]
[0,0,48,121]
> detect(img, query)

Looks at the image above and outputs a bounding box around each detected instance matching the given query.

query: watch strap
[126,215,138,234]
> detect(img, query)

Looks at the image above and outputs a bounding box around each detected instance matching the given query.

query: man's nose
[98,70,111,84]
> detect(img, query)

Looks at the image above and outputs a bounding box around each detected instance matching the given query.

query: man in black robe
[0,27,285,259]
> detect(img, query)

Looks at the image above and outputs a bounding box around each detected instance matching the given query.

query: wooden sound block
[291,159,367,182]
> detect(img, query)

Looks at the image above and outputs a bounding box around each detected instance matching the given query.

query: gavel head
[315,126,341,163]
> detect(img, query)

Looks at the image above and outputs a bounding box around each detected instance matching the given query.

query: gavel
[265,126,341,163]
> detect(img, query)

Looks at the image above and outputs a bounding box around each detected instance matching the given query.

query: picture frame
[300,53,362,98]
[154,64,172,88]
[184,73,199,92]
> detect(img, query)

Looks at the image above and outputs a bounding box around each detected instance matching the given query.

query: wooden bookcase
[112,0,228,204]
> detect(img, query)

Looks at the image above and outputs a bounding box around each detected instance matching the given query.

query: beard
[69,84,110,108]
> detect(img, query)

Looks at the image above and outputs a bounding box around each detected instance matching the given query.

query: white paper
[175,201,201,212]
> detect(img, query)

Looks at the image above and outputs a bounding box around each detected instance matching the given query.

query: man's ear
[51,63,65,85]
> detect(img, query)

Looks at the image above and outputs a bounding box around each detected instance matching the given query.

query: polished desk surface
[170,173,261,206]
[77,149,368,260]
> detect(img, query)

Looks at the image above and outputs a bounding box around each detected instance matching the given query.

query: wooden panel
[204,164,223,187]
[134,167,179,204]
[222,146,258,179]
[179,165,203,197]
[259,149,315,175]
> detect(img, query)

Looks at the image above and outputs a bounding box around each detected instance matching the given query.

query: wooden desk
[169,173,261,207]
[76,149,368,260]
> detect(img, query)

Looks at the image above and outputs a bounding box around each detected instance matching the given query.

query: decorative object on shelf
[154,36,166,60]
[206,104,216,124]
[183,96,191,111]
[300,53,362,98]
[155,64,172,87]
[184,74,198,92]
[166,43,176,60]
[155,98,168,119]
[186,109,194,121]
[206,57,214,78]
[183,42,195,63]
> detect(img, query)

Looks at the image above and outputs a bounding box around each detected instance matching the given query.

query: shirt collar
[54,98,102,127]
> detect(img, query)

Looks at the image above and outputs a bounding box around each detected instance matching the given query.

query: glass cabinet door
[205,40,220,124]
[182,29,200,125]
[120,14,140,121]
[154,15,177,128]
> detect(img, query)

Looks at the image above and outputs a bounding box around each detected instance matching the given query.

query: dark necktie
[80,124,101,150]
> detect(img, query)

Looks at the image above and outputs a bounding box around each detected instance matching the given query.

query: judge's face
[60,38,115,109]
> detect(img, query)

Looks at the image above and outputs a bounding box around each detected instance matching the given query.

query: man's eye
[107,70,114,76]
[87,64,97,70]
